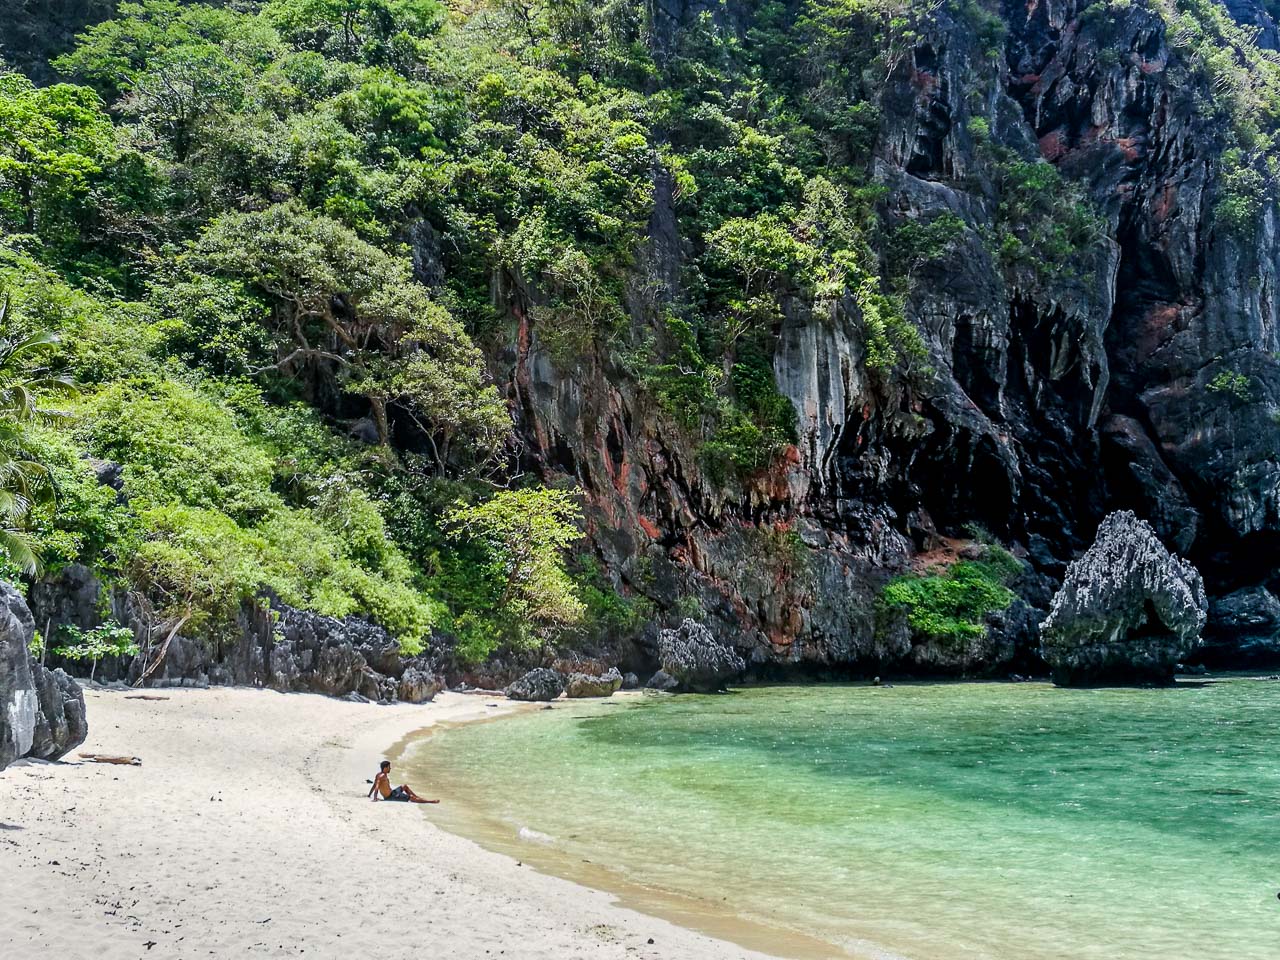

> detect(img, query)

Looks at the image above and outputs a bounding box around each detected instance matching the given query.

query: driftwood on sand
[78,753,142,766]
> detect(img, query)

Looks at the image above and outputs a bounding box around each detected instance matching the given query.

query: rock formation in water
[504,668,566,701]
[1039,512,1207,685]
[1,582,87,770]
[657,619,746,692]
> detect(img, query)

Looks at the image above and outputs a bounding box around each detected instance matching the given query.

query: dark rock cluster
[1039,513,1207,685]
[29,564,443,704]
[504,668,565,702]
[1,582,87,770]
[657,619,745,692]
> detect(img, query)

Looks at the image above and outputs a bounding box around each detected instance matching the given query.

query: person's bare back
[368,760,438,803]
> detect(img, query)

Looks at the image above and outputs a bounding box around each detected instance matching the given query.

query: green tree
[54,1,278,95]
[264,0,442,63]
[445,487,585,648]
[188,202,510,462]
[0,74,116,240]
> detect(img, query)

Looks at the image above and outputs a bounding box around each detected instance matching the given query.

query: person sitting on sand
[368,760,438,804]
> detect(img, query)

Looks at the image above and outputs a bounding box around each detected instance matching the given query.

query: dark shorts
[385,786,410,802]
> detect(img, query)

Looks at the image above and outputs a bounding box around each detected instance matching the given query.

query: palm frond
[0,527,40,577]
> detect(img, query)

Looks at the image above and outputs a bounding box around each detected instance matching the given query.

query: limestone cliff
[489,0,1280,673]
[9,0,1280,681]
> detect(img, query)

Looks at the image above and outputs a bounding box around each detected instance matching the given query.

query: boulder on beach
[1,581,87,769]
[28,664,88,761]
[621,672,640,690]
[504,668,565,701]
[656,619,746,692]
[397,665,445,704]
[1039,512,1207,685]
[646,670,679,691]
[563,668,623,698]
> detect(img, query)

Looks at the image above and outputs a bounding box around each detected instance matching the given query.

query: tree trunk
[369,396,391,446]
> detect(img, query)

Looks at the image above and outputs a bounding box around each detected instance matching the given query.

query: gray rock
[28,664,87,760]
[87,457,124,492]
[1202,586,1280,667]
[0,581,86,770]
[646,670,679,691]
[1040,512,1208,685]
[657,619,745,692]
[564,668,623,698]
[621,672,640,690]
[348,417,381,445]
[0,583,38,769]
[504,668,564,701]
[397,665,444,704]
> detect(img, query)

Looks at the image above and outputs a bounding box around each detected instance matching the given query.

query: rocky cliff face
[11,0,1280,681]
[0,1,118,83]
[492,0,1280,674]
[0,582,87,770]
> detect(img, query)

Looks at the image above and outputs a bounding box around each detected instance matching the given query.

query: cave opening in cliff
[951,317,1003,418]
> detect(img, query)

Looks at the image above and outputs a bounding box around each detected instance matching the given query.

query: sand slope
[0,688,777,959]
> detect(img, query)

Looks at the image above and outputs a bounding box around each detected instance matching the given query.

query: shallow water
[406,681,1280,959]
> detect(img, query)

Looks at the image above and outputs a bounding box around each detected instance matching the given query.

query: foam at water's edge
[517,826,556,845]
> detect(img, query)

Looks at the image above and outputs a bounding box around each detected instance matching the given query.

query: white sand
[0,688,779,960]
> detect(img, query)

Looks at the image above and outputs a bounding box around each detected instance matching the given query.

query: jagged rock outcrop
[1039,512,1207,685]
[1,581,86,770]
[657,619,745,692]
[564,668,623,698]
[504,668,565,701]
[28,663,88,761]
[27,566,443,703]
[0,585,37,769]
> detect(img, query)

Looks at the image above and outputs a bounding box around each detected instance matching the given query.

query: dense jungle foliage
[0,0,1275,664]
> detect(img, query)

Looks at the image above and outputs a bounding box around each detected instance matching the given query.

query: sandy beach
[0,688,778,960]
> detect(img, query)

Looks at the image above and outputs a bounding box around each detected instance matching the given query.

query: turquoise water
[407,681,1280,959]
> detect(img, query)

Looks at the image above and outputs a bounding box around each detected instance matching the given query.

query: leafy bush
[993,159,1104,282]
[881,545,1021,643]
[54,622,139,682]
[1206,369,1252,401]
[445,486,585,650]
[1213,148,1267,238]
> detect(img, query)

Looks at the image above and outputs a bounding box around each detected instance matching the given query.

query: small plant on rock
[1206,369,1252,402]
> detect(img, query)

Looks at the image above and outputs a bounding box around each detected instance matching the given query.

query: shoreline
[0,687,783,960]
[399,693,849,960]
